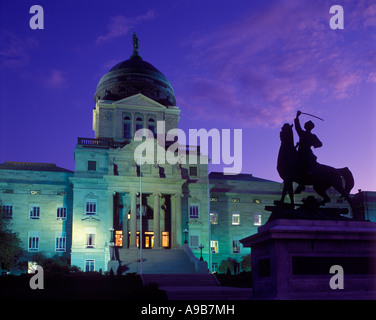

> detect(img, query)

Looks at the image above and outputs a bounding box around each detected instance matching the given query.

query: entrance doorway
[128,231,154,249]
[144,232,154,249]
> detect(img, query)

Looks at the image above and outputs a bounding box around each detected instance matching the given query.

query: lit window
[232,213,240,225]
[254,213,262,226]
[85,259,95,272]
[86,200,96,215]
[162,231,170,248]
[231,198,240,203]
[115,230,123,247]
[210,212,218,225]
[57,207,67,220]
[30,205,40,220]
[189,204,199,219]
[56,232,66,252]
[86,233,95,248]
[233,239,241,253]
[210,240,219,253]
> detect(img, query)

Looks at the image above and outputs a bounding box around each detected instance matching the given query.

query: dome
[94,34,176,106]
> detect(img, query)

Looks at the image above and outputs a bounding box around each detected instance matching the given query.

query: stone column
[171,195,176,248]
[130,191,138,248]
[153,193,161,249]
[122,194,129,248]
[175,193,183,246]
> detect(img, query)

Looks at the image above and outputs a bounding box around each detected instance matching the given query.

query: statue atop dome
[131,31,141,59]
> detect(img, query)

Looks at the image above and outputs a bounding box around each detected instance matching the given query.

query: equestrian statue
[277,110,354,212]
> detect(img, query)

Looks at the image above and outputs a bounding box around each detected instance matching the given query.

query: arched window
[135,116,144,132]
[123,115,132,139]
[148,118,156,137]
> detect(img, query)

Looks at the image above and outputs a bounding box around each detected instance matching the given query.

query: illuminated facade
[0,38,355,274]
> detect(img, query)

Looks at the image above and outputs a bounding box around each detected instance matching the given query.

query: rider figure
[294,110,322,193]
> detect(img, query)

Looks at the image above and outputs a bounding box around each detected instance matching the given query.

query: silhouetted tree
[218,258,237,274]
[0,202,22,271]
[240,254,252,272]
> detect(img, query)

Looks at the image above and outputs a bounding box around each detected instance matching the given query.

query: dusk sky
[0,0,375,192]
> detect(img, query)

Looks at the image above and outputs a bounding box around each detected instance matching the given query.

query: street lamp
[199,244,204,261]
[183,229,188,244]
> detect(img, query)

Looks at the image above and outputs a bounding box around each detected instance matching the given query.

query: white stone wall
[0,170,73,258]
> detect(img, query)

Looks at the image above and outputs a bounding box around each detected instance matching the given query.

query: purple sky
[0,0,375,192]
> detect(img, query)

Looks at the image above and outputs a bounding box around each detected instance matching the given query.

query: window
[233,239,241,253]
[88,160,96,171]
[115,230,123,247]
[136,116,144,131]
[86,233,96,248]
[123,115,132,139]
[210,212,218,225]
[190,235,199,248]
[210,240,219,253]
[212,263,218,273]
[162,231,170,248]
[2,204,13,218]
[231,198,240,203]
[57,207,67,220]
[232,213,240,225]
[85,259,95,272]
[210,197,218,202]
[148,118,156,137]
[28,232,39,252]
[56,232,66,252]
[189,204,199,219]
[30,205,40,220]
[189,166,197,176]
[86,200,96,215]
[254,213,262,226]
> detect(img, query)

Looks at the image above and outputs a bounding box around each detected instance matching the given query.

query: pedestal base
[241,219,376,299]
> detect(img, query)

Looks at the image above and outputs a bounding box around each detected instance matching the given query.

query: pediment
[113,94,167,110]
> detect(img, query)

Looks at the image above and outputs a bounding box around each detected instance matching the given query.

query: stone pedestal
[241,219,376,299]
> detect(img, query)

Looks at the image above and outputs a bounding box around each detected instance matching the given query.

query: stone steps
[116,248,196,274]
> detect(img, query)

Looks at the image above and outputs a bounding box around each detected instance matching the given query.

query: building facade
[0,37,360,274]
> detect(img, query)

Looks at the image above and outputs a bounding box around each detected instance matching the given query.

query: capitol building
[0,35,355,274]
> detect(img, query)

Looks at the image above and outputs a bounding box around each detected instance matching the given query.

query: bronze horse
[277,123,354,209]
